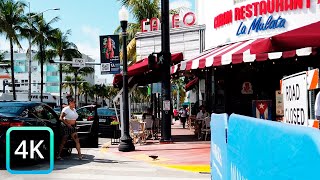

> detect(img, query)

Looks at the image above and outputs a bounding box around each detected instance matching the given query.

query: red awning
[171,39,315,74]
[185,77,199,92]
[250,21,320,54]
[113,52,183,85]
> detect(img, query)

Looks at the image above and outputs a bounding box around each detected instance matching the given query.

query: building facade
[183,0,320,120]
[0,52,95,99]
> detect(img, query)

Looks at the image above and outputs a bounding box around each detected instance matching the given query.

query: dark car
[53,107,61,116]
[0,101,99,165]
[77,105,119,137]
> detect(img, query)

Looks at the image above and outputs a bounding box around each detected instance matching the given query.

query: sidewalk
[104,121,211,173]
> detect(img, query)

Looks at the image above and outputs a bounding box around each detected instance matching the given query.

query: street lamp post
[118,6,135,152]
[27,2,60,101]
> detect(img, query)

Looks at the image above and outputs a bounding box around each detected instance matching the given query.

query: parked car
[0,101,99,165]
[77,105,120,137]
[53,107,61,115]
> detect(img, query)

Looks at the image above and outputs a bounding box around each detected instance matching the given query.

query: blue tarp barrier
[210,113,228,180]
[227,114,320,180]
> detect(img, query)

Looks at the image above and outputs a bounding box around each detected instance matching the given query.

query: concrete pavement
[0,138,210,180]
[105,121,211,173]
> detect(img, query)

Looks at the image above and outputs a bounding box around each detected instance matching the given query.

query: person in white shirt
[179,107,188,128]
[196,105,209,119]
[315,91,320,120]
[57,98,83,160]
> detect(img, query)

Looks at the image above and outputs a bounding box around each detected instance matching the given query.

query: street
[0,138,210,180]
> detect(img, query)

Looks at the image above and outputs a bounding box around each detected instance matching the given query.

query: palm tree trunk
[59,56,63,110]
[10,39,16,100]
[40,43,44,102]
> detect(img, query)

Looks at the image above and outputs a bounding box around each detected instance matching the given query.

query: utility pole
[160,0,172,142]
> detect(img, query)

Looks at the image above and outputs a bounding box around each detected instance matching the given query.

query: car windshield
[97,108,116,116]
[0,106,24,115]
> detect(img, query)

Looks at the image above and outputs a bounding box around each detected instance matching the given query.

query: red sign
[214,0,311,29]
[141,12,196,32]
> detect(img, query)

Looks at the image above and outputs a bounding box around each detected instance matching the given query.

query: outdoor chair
[200,117,211,141]
[130,120,146,145]
[143,118,153,140]
[188,115,196,130]
[153,118,160,140]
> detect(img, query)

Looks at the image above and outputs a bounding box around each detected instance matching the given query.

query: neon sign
[214,0,311,29]
[141,12,196,32]
[236,15,286,36]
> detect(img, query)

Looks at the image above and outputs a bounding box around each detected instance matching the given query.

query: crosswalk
[0,148,210,180]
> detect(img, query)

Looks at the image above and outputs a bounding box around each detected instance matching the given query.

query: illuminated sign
[236,15,286,36]
[141,12,196,32]
[214,0,311,29]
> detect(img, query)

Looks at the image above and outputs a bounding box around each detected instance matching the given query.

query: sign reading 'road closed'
[282,72,308,126]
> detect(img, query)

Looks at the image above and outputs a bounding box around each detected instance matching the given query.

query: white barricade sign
[282,71,308,126]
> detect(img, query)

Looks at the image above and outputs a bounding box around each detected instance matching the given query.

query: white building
[0,52,96,105]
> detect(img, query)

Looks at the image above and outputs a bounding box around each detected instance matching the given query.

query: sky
[0,0,195,84]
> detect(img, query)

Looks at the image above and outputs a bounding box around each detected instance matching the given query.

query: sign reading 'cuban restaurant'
[99,35,120,74]
[214,0,313,36]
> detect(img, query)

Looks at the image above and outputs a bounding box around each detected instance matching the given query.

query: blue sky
[0,0,195,83]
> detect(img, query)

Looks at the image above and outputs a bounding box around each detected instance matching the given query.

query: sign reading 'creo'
[214,0,312,29]
[140,12,196,32]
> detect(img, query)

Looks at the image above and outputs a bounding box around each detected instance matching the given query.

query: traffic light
[157,52,164,65]
[148,54,156,69]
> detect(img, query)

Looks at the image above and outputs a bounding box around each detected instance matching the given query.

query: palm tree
[31,15,59,102]
[62,75,74,95]
[92,84,102,104]
[47,29,81,107]
[115,0,160,63]
[79,82,91,105]
[62,75,85,96]
[0,0,27,100]
[172,78,186,107]
[105,85,119,106]
[62,64,94,106]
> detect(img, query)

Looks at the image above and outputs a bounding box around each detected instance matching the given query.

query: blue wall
[211,114,320,180]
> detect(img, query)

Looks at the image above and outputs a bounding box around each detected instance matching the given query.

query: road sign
[282,71,308,126]
[72,58,85,68]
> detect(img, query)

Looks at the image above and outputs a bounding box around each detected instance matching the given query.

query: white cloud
[75,41,101,77]
[75,42,100,61]
[170,0,192,10]
[80,25,102,44]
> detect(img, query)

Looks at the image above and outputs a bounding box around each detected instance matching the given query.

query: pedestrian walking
[179,107,188,128]
[57,97,83,160]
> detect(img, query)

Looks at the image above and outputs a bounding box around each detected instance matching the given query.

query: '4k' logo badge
[6,127,54,174]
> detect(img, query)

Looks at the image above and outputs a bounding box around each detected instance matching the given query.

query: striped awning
[171,39,314,74]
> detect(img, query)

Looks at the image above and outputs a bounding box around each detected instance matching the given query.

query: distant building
[0,52,95,105]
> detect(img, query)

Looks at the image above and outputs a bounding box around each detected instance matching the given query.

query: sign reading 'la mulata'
[236,15,286,35]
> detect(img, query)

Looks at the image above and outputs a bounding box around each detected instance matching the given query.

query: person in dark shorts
[179,107,188,128]
[57,98,83,160]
